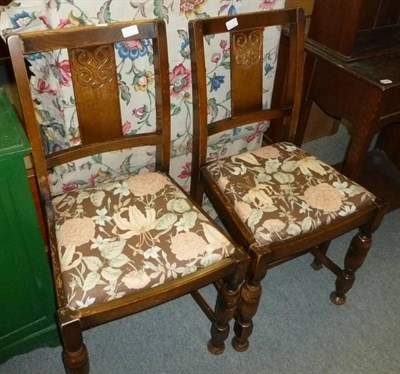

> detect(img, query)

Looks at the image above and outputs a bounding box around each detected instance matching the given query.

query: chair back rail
[189,8,305,201]
[8,20,171,202]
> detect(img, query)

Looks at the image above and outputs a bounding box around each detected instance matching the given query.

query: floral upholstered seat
[205,142,376,246]
[53,172,235,310]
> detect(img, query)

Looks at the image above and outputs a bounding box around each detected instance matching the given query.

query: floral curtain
[0,0,285,203]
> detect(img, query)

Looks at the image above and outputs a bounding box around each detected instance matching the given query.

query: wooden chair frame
[8,19,248,373]
[189,8,387,352]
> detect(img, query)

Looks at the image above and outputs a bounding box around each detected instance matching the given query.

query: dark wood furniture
[307,0,400,61]
[8,20,248,373]
[189,8,386,353]
[296,0,400,210]
[285,0,341,142]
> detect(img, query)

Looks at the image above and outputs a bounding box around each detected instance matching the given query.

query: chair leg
[330,229,372,305]
[58,309,89,374]
[232,243,269,352]
[232,280,262,352]
[208,280,241,355]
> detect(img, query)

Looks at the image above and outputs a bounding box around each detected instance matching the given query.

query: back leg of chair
[58,309,89,374]
[311,241,331,270]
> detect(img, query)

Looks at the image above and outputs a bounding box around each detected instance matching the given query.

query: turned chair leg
[232,245,269,352]
[331,229,372,305]
[58,309,89,374]
[62,343,89,374]
[208,256,248,355]
[232,280,262,352]
[208,280,241,355]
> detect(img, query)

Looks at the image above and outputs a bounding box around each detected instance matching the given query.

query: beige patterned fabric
[205,142,376,245]
[52,172,235,310]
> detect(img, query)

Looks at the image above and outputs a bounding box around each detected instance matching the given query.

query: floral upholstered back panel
[0,0,285,207]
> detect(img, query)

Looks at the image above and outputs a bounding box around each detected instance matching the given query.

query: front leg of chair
[62,343,89,374]
[58,309,89,374]
[232,244,270,352]
[232,279,262,352]
[208,279,241,355]
[330,229,372,305]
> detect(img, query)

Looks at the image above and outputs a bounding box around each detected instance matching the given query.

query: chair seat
[52,171,236,310]
[204,142,376,245]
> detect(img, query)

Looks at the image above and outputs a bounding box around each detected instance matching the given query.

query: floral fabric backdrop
[0,0,285,205]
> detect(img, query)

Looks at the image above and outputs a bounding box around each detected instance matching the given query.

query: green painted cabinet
[0,88,59,363]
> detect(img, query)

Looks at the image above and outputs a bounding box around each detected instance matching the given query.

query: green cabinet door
[0,88,59,363]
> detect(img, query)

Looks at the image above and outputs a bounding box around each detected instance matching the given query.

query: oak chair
[189,8,387,352]
[8,19,248,373]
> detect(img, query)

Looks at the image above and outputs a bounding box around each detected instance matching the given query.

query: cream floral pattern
[53,171,235,310]
[204,142,376,245]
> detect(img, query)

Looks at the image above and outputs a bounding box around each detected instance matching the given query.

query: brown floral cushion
[204,142,376,245]
[52,172,235,310]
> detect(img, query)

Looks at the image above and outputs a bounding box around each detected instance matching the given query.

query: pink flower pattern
[170,232,208,261]
[122,270,151,290]
[55,60,71,86]
[127,173,170,196]
[251,144,281,159]
[180,0,206,16]
[58,217,96,248]
[303,183,343,213]
[178,162,191,180]
[259,0,278,10]
[37,79,58,95]
[169,63,191,97]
